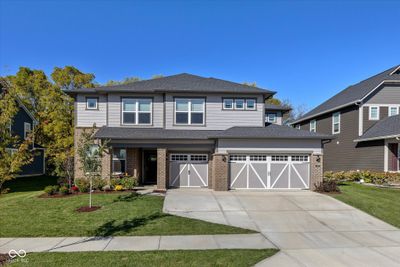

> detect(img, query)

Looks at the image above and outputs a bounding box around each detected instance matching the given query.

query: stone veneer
[310,153,323,190]
[212,153,229,191]
[156,148,168,190]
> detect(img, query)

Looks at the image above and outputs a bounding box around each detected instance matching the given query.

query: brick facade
[212,153,229,191]
[207,154,213,189]
[126,148,141,183]
[310,153,324,190]
[156,148,168,190]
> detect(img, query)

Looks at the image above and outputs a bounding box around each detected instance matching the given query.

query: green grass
[0,176,253,237]
[331,182,400,228]
[6,250,278,267]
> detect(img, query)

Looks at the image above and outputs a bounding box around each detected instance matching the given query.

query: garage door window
[230,155,246,161]
[190,155,208,162]
[170,154,188,161]
[249,155,267,161]
[271,155,288,161]
[292,155,309,162]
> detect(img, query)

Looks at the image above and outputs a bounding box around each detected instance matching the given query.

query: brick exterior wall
[156,148,168,190]
[126,148,141,183]
[212,153,229,191]
[101,149,111,181]
[207,154,213,189]
[310,153,323,190]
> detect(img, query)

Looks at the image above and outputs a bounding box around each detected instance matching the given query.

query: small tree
[0,79,33,193]
[77,126,108,207]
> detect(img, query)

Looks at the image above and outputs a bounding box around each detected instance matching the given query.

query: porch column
[156,148,168,191]
[101,148,112,182]
[127,148,141,182]
[310,153,323,190]
[212,153,229,191]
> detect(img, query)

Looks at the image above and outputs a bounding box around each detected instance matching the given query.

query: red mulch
[0,254,11,266]
[39,190,137,199]
[76,206,101,212]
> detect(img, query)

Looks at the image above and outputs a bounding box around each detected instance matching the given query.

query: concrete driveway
[164,189,400,267]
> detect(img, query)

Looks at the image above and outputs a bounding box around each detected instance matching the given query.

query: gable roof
[65,73,275,96]
[292,65,400,124]
[354,114,400,142]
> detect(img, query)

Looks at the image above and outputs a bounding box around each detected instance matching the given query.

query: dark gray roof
[265,103,292,111]
[65,73,274,95]
[355,115,400,142]
[209,124,332,139]
[293,65,400,124]
[94,127,222,140]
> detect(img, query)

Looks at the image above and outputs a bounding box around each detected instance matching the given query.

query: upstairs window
[122,98,152,125]
[310,120,316,132]
[175,98,205,125]
[266,113,277,123]
[369,106,379,120]
[246,99,256,110]
[389,106,399,117]
[235,99,245,110]
[223,99,233,109]
[24,122,32,140]
[86,97,98,110]
[332,112,341,134]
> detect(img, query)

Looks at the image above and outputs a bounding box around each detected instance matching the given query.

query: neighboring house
[66,73,330,191]
[0,84,45,177]
[265,104,292,125]
[292,65,400,172]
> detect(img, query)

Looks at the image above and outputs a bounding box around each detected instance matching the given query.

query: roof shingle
[355,114,400,142]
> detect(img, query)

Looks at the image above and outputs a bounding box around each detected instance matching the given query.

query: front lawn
[331,182,400,228]
[0,176,253,237]
[5,249,278,267]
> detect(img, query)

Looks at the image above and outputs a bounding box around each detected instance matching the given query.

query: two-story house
[67,73,330,191]
[265,104,291,126]
[0,81,45,177]
[292,65,400,173]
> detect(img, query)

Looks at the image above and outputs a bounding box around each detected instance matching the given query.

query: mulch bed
[38,190,138,199]
[76,206,101,212]
[0,254,11,266]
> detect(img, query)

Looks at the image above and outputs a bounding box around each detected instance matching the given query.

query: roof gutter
[354,134,400,143]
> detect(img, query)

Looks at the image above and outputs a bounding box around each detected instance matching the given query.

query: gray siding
[265,110,283,125]
[165,93,264,130]
[76,94,107,127]
[365,85,400,104]
[107,93,164,128]
[363,106,388,133]
[299,105,384,171]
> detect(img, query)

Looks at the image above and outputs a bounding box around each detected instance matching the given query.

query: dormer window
[310,120,316,132]
[266,113,277,123]
[86,97,98,110]
[24,122,32,140]
[369,106,379,120]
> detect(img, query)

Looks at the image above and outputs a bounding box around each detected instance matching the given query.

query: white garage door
[229,154,310,189]
[169,154,209,188]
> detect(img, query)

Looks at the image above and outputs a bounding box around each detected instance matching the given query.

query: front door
[389,143,399,172]
[143,150,157,184]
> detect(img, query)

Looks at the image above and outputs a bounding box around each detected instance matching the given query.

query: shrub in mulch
[76,206,101,212]
[0,253,11,266]
[39,189,138,198]
[314,180,341,193]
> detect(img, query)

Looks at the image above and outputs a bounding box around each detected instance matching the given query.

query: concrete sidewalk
[0,233,276,253]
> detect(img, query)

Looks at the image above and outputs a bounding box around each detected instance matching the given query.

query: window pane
[113,160,126,173]
[389,107,398,116]
[176,112,189,124]
[123,113,136,124]
[224,99,233,109]
[333,114,340,123]
[268,113,276,122]
[246,99,255,109]
[370,107,378,119]
[113,148,126,159]
[334,124,339,132]
[191,99,204,111]
[138,113,151,124]
[138,99,151,111]
[123,99,136,111]
[191,113,204,124]
[87,98,97,109]
[235,99,244,109]
[176,99,189,111]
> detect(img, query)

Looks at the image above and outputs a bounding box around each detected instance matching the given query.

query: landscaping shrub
[59,186,69,195]
[74,178,90,193]
[92,176,107,190]
[323,170,400,185]
[314,179,340,193]
[71,186,79,193]
[120,177,138,190]
[115,185,123,191]
[110,177,120,188]
[44,185,59,196]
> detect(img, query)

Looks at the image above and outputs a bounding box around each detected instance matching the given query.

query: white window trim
[223,98,234,110]
[296,124,301,130]
[112,148,127,174]
[332,112,341,134]
[234,99,245,110]
[122,98,152,125]
[368,106,380,120]
[388,106,399,117]
[175,98,205,125]
[24,122,32,140]
[310,120,316,132]
[266,113,277,123]
[86,97,98,110]
[245,99,256,110]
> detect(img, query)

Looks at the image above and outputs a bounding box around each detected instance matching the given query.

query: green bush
[110,178,121,188]
[44,185,59,196]
[315,180,340,193]
[74,178,90,193]
[92,176,107,190]
[323,170,400,185]
[59,186,69,195]
[120,177,138,190]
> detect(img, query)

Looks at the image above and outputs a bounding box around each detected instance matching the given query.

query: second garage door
[169,154,209,188]
[229,154,310,189]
